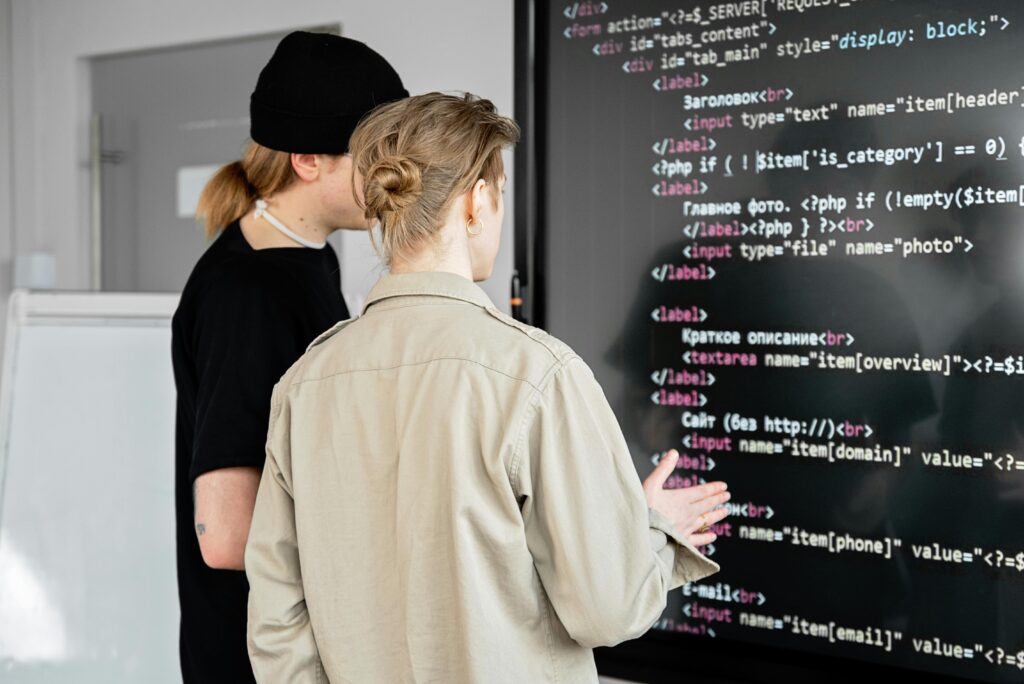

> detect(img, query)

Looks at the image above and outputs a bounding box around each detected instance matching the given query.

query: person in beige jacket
[245,92,730,683]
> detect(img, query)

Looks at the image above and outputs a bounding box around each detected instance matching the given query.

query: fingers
[688,531,717,548]
[679,486,730,515]
[685,502,730,534]
[643,449,679,493]
[710,490,732,510]
[660,474,729,551]
[677,480,729,504]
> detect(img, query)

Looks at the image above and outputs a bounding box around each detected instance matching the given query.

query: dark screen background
[538,1,1024,681]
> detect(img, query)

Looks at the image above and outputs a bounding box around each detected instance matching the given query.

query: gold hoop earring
[467,217,483,237]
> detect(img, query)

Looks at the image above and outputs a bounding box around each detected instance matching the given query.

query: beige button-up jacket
[245,271,719,683]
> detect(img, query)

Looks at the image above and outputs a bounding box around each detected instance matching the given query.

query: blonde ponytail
[196,141,297,239]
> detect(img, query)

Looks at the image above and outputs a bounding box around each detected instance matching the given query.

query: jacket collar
[362,271,495,314]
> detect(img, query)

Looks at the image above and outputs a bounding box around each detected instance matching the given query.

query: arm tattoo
[192,483,206,536]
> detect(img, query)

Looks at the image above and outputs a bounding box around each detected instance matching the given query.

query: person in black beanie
[170,31,407,683]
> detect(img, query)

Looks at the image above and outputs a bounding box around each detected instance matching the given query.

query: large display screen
[530,1,1024,680]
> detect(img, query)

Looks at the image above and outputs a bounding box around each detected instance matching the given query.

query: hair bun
[364,155,422,216]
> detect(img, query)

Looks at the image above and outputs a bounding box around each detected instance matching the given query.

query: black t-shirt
[171,221,349,683]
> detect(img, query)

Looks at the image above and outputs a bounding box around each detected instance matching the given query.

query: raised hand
[642,449,730,548]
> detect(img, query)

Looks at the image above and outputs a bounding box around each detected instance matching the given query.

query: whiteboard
[0,290,179,683]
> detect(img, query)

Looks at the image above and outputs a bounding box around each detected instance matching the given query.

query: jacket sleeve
[245,385,325,683]
[514,355,720,648]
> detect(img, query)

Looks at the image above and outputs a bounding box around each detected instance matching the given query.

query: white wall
[0,0,13,349]
[7,0,515,311]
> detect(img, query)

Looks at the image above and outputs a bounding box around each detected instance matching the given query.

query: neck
[240,190,335,249]
[389,224,474,281]
[389,251,474,281]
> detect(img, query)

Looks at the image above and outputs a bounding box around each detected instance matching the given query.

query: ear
[468,178,489,218]
[290,153,320,183]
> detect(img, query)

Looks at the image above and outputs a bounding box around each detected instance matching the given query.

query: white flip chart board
[0,290,179,682]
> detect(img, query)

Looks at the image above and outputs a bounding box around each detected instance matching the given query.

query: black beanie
[250,32,408,154]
